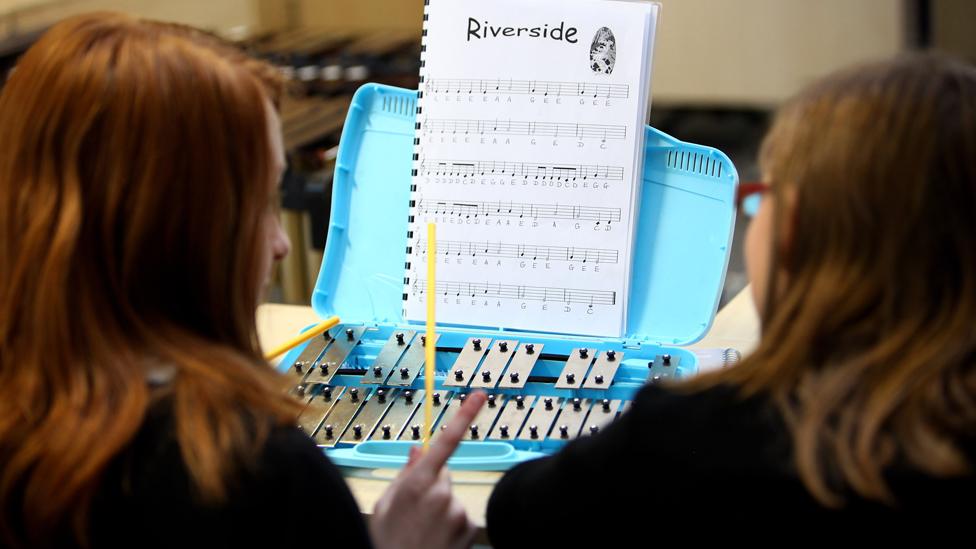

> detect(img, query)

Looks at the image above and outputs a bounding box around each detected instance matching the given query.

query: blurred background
[1,0,973,308]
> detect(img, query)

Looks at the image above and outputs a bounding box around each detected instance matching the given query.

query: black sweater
[486,384,976,546]
[82,404,372,548]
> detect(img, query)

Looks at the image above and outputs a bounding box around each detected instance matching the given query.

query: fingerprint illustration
[589,27,616,74]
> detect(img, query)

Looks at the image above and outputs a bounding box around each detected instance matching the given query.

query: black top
[83,402,372,548]
[486,384,976,546]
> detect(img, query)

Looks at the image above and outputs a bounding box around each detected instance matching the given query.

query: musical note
[553,166,577,181]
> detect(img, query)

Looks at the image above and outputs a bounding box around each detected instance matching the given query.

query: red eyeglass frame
[736,181,769,211]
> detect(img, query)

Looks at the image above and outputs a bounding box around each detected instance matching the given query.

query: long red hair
[0,13,299,546]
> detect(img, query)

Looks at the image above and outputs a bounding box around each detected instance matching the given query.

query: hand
[370,391,488,549]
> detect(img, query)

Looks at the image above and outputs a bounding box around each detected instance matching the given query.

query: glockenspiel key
[338,388,398,444]
[469,339,517,390]
[497,342,543,390]
[297,387,340,435]
[313,326,366,384]
[429,392,461,440]
[399,391,451,441]
[313,387,371,447]
[463,393,506,441]
[288,332,331,384]
[555,396,591,440]
[370,390,424,441]
[582,350,625,389]
[387,333,441,387]
[517,396,562,441]
[647,353,680,383]
[583,398,622,435]
[555,348,595,389]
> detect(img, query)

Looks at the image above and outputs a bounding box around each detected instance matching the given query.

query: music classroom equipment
[277,82,738,470]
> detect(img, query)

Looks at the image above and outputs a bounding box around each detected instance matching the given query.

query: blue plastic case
[280,83,738,469]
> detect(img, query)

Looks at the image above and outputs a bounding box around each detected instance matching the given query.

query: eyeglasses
[737,181,769,217]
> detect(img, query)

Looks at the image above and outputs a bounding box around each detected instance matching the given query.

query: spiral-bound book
[403,0,660,337]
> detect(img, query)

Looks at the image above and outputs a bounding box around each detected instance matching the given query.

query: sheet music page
[404,0,658,337]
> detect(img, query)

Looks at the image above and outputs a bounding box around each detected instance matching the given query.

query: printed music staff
[415,239,619,264]
[420,158,625,181]
[425,77,630,99]
[423,118,626,140]
[412,279,616,306]
[416,199,621,224]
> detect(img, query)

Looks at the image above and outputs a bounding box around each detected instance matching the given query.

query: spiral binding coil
[402,0,432,315]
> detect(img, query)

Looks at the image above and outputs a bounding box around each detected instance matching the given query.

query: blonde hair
[683,53,976,507]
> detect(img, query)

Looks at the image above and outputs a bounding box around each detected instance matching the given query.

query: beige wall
[651,0,906,106]
[0,0,262,39]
